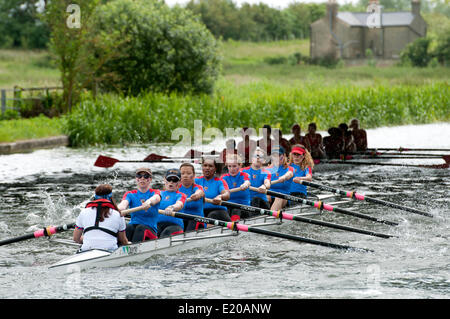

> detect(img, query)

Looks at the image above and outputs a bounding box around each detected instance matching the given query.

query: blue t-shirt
[157,190,187,228]
[179,184,204,217]
[220,171,250,206]
[241,166,271,201]
[195,176,228,211]
[122,189,161,232]
[265,165,294,195]
[289,164,312,196]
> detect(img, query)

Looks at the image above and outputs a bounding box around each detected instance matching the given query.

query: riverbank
[0,135,69,155]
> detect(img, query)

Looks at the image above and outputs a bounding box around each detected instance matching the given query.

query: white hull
[49,195,346,271]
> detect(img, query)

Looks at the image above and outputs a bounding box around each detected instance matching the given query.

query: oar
[0,223,76,246]
[158,210,373,252]
[301,181,433,218]
[317,159,449,169]
[368,147,450,152]
[251,187,398,226]
[341,155,448,160]
[205,199,395,239]
[94,154,198,168]
[120,205,147,216]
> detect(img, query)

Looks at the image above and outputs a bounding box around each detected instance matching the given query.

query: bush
[400,37,432,67]
[93,0,222,95]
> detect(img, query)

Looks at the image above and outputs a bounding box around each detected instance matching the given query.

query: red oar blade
[143,153,169,162]
[94,155,120,168]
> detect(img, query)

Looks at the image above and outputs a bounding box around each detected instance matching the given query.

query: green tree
[94,0,222,95]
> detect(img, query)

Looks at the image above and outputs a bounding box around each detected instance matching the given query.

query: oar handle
[121,205,147,216]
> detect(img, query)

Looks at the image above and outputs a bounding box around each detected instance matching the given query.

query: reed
[65,80,449,146]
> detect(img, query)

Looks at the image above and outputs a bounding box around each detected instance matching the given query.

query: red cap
[291,147,306,155]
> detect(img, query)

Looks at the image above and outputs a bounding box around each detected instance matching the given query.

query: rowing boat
[49,194,349,271]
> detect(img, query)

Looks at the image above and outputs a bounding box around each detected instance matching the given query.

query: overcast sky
[164,0,358,9]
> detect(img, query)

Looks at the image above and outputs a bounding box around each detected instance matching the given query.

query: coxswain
[241,147,271,210]
[220,154,252,221]
[349,118,368,152]
[178,163,205,231]
[73,184,128,252]
[289,145,314,200]
[305,122,325,159]
[157,169,187,238]
[265,146,294,211]
[118,168,161,243]
[195,157,231,221]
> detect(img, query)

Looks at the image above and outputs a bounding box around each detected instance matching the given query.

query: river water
[0,123,448,300]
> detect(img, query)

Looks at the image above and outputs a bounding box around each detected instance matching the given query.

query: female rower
[220,154,252,221]
[289,145,314,200]
[157,169,187,238]
[73,184,128,252]
[305,122,325,159]
[241,148,271,210]
[179,163,205,231]
[118,167,161,243]
[195,157,231,221]
[265,146,294,211]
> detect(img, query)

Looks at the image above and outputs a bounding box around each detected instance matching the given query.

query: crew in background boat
[305,122,325,159]
[195,157,231,221]
[237,127,257,167]
[118,168,161,243]
[323,127,344,159]
[220,153,252,221]
[289,145,314,200]
[241,147,271,210]
[289,123,310,152]
[220,139,237,173]
[74,184,128,251]
[179,163,205,231]
[349,118,368,152]
[257,124,275,156]
[157,169,187,238]
[339,123,357,154]
[265,146,294,211]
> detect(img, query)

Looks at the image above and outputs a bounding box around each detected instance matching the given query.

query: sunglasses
[136,173,152,179]
[166,177,180,183]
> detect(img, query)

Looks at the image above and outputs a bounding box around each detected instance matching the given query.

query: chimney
[327,0,339,28]
[411,0,421,16]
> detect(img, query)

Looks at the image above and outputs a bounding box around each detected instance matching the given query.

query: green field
[0,40,449,145]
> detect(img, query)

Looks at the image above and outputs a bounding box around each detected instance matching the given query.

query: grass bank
[0,115,64,143]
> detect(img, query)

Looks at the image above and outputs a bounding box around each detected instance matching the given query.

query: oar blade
[94,155,119,168]
[143,153,169,162]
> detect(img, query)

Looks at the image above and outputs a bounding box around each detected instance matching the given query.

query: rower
[118,167,161,243]
[264,146,294,211]
[241,147,271,210]
[195,157,231,221]
[157,169,187,238]
[273,128,291,154]
[339,123,357,154]
[179,163,206,231]
[73,184,128,252]
[349,118,368,152]
[220,154,252,221]
[323,127,344,159]
[288,145,314,202]
[305,122,325,159]
[257,124,275,156]
[237,127,257,166]
[289,123,310,152]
